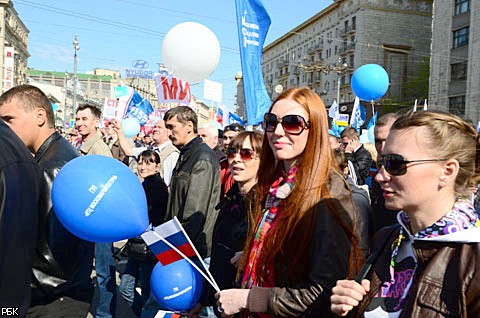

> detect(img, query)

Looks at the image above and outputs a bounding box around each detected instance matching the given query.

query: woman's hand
[330,279,370,316]
[215,289,250,316]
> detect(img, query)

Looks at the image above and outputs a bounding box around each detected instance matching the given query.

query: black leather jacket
[346,144,372,186]
[166,136,221,258]
[0,120,42,316]
[31,132,94,305]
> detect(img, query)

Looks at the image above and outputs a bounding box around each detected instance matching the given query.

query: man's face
[374,123,394,155]
[0,99,40,152]
[198,127,218,149]
[223,130,240,149]
[75,108,99,139]
[165,115,192,147]
[152,120,168,144]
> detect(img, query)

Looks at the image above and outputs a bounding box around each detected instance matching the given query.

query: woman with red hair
[215,87,363,317]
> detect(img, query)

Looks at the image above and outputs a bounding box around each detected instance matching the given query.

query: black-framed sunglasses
[262,113,310,135]
[224,124,243,132]
[378,154,447,176]
[226,148,256,162]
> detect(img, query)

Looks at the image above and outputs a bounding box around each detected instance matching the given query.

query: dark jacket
[247,172,365,317]
[166,136,221,258]
[0,119,42,316]
[355,226,480,317]
[203,183,252,307]
[31,132,94,305]
[346,144,372,186]
[143,173,169,227]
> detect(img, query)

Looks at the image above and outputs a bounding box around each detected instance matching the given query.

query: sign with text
[155,74,192,105]
[204,79,222,103]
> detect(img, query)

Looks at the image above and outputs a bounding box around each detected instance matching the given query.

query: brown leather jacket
[355,226,480,317]
[247,172,367,317]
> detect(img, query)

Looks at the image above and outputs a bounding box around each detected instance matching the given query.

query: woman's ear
[442,158,459,187]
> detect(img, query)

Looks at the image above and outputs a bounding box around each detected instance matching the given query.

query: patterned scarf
[241,165,298,289]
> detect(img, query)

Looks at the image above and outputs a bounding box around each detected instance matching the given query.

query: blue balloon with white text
[51,155,149,242]
[150,259,203,311]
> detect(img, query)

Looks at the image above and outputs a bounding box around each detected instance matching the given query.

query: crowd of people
[0,84,479,318]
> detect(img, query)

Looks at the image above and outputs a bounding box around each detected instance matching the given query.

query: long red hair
[240,87,358,283]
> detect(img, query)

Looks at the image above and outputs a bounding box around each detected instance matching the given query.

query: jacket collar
[35,131,61,161]
[80,131,103,154]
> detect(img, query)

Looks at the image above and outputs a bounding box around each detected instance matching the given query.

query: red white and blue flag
[154,310,181,318]
[141,218,196,266]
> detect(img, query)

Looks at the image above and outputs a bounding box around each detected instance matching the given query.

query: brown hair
[0,84,55,128]
[392,110,479,194]
[228,131,263,156]
[163,106,198,133]
[240,87,358,282]
[77,103,102,119]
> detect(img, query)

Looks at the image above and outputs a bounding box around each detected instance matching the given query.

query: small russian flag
[154,310,181,318]
[142,218,196,266]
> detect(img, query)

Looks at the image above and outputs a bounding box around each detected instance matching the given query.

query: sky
[14,0,333,111]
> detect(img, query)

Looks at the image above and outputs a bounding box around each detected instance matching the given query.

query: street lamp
[72,34,80,116]
[331,57,349,104]
[63,69,68,130]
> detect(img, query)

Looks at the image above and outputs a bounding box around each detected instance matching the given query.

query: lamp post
[63,69,68,130]
[72,34,80,116]
[331,57,349,104]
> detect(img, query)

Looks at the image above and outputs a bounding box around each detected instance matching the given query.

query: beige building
[429,0,479,123]
[0,0,29,93]
[261,0,432,113]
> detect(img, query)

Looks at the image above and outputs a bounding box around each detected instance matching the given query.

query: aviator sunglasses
[262,113,310,135]
[378,154,447,176]
[226,148,256,162]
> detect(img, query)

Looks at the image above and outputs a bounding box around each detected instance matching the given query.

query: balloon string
[150,227,220,292]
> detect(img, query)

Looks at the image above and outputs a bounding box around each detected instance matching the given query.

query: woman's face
[375,127,446,214]
[228,138,260,185]
[267,99,309,167]
[137,158,159,179]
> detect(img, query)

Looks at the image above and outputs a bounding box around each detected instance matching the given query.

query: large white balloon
[162,22,221,83]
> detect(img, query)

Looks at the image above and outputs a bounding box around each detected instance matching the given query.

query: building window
[453,26,469,48]
[450,62,467,80]
[454,0,469,15]
[449,95,466,116]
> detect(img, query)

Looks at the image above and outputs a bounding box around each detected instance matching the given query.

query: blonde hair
[392,110,479,195]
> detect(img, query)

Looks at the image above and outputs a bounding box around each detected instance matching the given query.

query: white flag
[413,99,418,112]
[328,100,338,119]
[423,99,428,110]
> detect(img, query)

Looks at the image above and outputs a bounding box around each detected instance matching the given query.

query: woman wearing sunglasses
[331,110,480,317]
[194,131,264,316]
[215,87,361,317]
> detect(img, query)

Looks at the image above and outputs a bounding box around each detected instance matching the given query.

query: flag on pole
[349,97,366,129]
[141,219,196,266]
[124,88,154,126]
[235,0,271,125]
[328,100,338,119]
[367,111,378,130]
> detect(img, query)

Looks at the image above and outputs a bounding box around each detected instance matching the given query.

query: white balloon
[162,22,221,83]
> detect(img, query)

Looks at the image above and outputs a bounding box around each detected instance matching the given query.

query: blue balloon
[351,64,389,101]
[52,155,149,242]
[150,259,203,312]
[122,117,141,138]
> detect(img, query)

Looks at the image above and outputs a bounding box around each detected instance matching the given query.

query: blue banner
[228,112,245,126]
[235,0,271,125]
[124,90,154,126]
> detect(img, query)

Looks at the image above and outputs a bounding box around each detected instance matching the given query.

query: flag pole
[173,217,220,291]
[150,229,220,292]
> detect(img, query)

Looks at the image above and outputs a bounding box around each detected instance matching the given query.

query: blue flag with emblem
[235,0,271,125]
[350,96,366,129]
[124,89,154,126]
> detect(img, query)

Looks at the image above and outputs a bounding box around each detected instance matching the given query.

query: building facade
[262,0,432,113]
[0,0,29,93]
[429,0,480,123]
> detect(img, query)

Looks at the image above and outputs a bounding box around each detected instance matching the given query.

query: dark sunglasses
[226,148,256,162]
[262,113,310,135]
[378,154,447,176]
[224,125,243,132]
